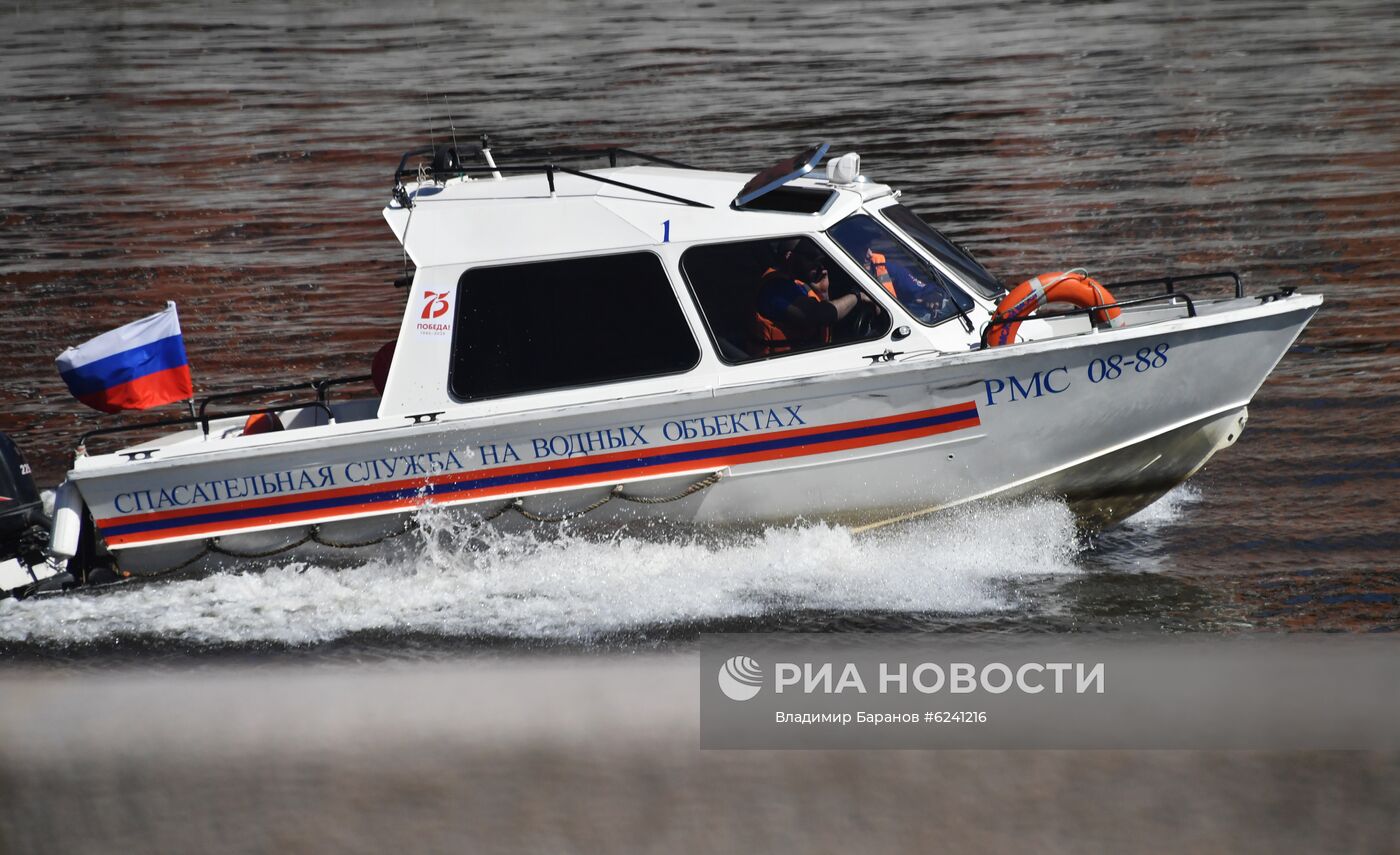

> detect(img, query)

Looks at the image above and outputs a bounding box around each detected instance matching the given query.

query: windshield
[877,204,1003,299]
[827,214,976,326]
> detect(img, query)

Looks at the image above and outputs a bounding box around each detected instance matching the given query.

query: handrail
[314,373,375,397]
[976,269,1247,349]
[1103,270,1242,299]
[396,143,697,175]
[552,166,713,208]
[197,374,372,429]
[197,380,323,426]
[75,374,375,454]
[483,145,698,170]
[392,161,712,209]
[78,415,205,453]
[393,144,442,178]
[391,142,711,210]
[199,401,335,435]
[979,291,1198,350]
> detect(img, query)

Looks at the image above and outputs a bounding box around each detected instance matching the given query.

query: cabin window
[680,237,890,364]
[877,204,1004,299]
[828,214,977,327]
[449,252,699,401]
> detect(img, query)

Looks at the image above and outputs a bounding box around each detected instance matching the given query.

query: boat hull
[70,295,1320,575]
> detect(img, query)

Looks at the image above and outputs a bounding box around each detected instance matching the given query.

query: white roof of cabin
[382,166,892,269]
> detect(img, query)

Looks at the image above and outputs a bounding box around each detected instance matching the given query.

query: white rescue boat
[1,141,1321,596]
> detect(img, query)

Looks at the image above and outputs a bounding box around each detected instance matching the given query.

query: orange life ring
[983,270,1123,347]
[242,411,284,436]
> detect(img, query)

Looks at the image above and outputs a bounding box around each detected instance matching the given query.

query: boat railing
[75,374,374,459]
[978,269,1301,350]
[978,291,1202,350]
[393,141,698,177]
[391,141,711,209]
[1103,270,1243,299]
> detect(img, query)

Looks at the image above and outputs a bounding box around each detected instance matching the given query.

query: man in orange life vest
[753,240,868,356]
[862,245,962,324]
[864,247,897,299]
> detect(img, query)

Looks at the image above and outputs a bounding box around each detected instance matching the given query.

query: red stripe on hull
[98,403,981,546]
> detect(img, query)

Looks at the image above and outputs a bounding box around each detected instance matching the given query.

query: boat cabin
[375,143,1006,422]
[70,142,1020,464]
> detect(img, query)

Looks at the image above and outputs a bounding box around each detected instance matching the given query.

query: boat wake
[0,496,1103,647]
[1122,484,1202,529]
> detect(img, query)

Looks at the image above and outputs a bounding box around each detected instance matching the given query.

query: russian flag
[55,302,194,414]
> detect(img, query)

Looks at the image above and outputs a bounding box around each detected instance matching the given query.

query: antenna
[424,94,437,149]
[443,95,460,155]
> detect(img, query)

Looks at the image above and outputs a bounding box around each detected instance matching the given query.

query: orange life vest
[868,251,896,298]
[753,267,831,356]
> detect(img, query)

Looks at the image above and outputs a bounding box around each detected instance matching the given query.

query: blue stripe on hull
[99,404,979,539]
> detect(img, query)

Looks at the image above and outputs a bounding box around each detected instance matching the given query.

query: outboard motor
[0,432,63,598]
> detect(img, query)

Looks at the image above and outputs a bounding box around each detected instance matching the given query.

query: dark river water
[0,0,1397,656]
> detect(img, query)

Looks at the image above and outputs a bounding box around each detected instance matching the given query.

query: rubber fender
[49,479,83,559]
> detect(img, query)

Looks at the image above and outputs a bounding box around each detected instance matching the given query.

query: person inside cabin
[752,239,869,356]
[859,243,956,324]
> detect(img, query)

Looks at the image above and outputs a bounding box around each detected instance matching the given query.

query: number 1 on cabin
[662,220,670,243]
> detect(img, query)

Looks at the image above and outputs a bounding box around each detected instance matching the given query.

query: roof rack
[391,138,711,210]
